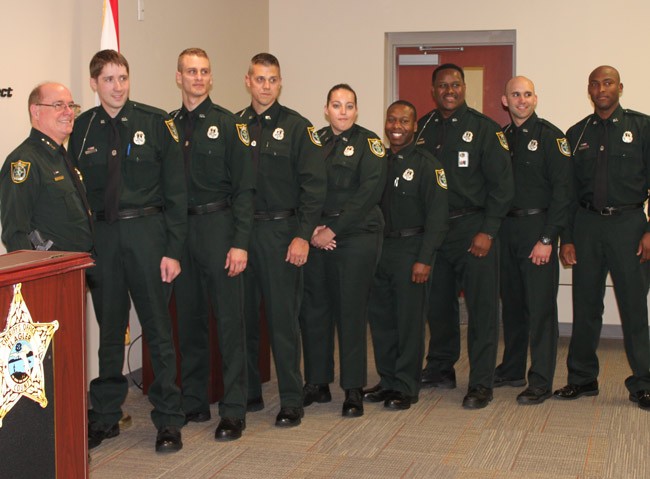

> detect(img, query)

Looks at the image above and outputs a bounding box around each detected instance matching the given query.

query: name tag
[458,151,469,167]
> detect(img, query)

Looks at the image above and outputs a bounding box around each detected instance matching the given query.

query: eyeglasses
[36,102,81,116]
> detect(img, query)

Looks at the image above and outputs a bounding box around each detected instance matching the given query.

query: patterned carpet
[88,330,650,479]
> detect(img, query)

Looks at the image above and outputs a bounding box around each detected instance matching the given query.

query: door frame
[384,30,517,108]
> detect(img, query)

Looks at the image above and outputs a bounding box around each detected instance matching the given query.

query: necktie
[60,145,94,234]
[592,119,609,210]
[104,117,122,224]
[435,118,448,154]
[249,116,263,173]
[381,153,397,234]
[322,135,340,160]
[182,111,195,186]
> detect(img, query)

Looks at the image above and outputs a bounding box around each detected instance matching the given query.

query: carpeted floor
[88,329,650,479]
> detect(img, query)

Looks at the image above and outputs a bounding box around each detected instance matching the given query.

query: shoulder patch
[496,131,509,151]
[10,160,31,184]
[368,138,385,157]
[435,168,448,189]
[557,138,571,157]
[236,123,251,146]
[165,118,180,142]
[307,126,322,147]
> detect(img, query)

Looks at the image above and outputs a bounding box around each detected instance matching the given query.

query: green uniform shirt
[237,101,326,241]
[317,123,386,236]
[416,103,514,237]
[0,128,92,252]
[69,100,187,259]
[503,113,573,240]
[565,104,650,241]
[382,142,449,264]
[171,96,255,250]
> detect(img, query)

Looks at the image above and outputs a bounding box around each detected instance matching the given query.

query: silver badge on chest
[273,128,285,140]
[403,168,414,181]
[133,131,145,146]
[528,140,538,151]
[207,125,219,139]
[462,131,473,143]
[622,131,633,143]
[344,146,354,156]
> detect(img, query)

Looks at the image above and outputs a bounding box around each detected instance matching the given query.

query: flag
[100,0,119,51]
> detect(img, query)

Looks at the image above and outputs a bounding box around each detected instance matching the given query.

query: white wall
[0,0,269,382]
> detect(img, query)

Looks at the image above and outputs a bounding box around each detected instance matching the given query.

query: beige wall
[0,0,269,379]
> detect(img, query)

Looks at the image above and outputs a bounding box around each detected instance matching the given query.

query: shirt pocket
[328,154,359,189]
[193,140,227,187]
[124,143,160,190]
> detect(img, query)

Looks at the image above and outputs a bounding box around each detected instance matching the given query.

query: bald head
[587,65,622,118]
[501,76,538,126]
[28,82,76,145]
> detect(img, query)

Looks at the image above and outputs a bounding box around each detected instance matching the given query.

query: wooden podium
[142,297,271,402]
[0,251,93,479]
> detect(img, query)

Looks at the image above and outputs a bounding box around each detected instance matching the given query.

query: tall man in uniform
[1,82,92,253]
[497,76,572,404]
[555,65,650,410]
[364,101,449,410]
[418,63,514,408]
[171,48,254,440]
[237,53,326,426]
[69,50,188,451]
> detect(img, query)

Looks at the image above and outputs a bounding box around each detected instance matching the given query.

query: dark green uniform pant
[425,213,499,389]
[88,215,184,430]
[244,216,303,408]
[174,210,247,420]
[368,235,428,397]
[569,208,650,393]
[300,231,382,389]
[497,214,558,390]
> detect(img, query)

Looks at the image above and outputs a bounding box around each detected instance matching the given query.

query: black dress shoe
[362,384,394,402]
[247,396,265,412]
[215,417,246,441]
[303,383,332,406]
[516,387,552,405]
[629,390,650,410]
[493,375,527,388]
[462,386,493,409]
[384,391,412,410]
[184,410,211,424]
[553,381,599,400]
[421,369,456,389]
[88,422,119,449]
[342,389,364,417]
[275,407,304,427]
[155,426,183,453]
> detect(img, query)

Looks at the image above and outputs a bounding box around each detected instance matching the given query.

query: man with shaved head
[556,66,650,410]
[1,82,92,253]
[497,76,572,404]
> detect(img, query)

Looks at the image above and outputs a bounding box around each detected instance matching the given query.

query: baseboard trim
[559,322,623,339]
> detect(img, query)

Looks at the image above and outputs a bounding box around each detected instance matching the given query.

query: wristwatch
[540,236,552,246]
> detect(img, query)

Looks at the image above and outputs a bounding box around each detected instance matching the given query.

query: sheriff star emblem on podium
[0,283,58,427]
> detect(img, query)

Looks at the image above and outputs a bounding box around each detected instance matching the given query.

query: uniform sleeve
[479,126,514,236]
[329,137,386,236]
[541,131,573,240]
[560,125,581,245]
[294,120,327,241]
[417,156,449,265]
[0,155,38,251]
[159,116,188,259]
[642,118,650,233]
[226,119,255,250]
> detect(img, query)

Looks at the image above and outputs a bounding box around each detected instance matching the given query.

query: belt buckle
[600,206,616,216]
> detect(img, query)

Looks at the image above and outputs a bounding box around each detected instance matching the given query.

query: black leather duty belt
[448,206,483,220]
[188,200,230,215]
[507,208,547,218]
[322,210,342,218]
[253,209,296,221]
[94,206,162,221]
[385,226,424,238]
[580,201,644,216]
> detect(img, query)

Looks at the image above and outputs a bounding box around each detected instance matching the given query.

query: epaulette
[466,106,501,129]
[537,118,565,137]
[169,108,181,119]
[235,107,252,120]
[279,105,310,122]
[210,103,236,118]
[132,102,170,119]
[75,106,101,124]
[624,109,650,120]
[317,126,331,141]
[355,124,382,140]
